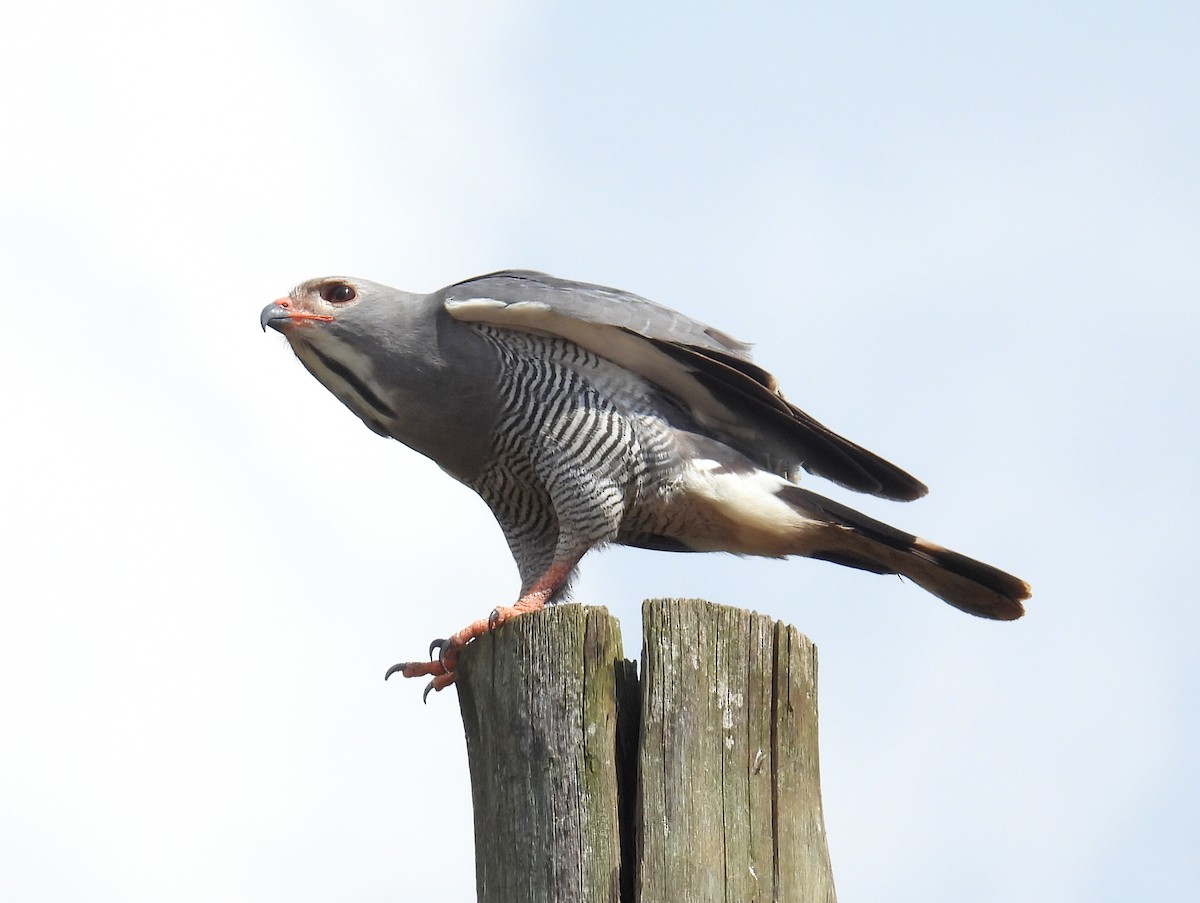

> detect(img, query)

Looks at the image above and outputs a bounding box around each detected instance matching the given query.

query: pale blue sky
[2,3,1197,900]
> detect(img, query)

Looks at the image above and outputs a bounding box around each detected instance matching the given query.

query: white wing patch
[445,298,551,316]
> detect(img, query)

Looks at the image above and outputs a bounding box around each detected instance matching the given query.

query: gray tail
[779,486,1029,621]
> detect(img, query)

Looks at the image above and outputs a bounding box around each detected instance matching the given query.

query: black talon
[428,638,447,659]
[384,662,406,681]
[487,609,501,630]
[422,680,436,704]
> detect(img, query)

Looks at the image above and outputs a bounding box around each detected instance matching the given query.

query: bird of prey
[261,270,1029,695]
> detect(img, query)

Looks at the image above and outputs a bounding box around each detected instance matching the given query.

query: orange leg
[384,561,576,701]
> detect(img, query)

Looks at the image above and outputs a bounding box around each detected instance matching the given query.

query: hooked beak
[260,299,334,332]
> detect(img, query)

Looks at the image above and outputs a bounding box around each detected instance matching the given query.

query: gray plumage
[261,269,1029,623]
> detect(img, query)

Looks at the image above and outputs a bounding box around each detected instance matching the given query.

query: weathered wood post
[456,604,635,902]
[455,598,835,903]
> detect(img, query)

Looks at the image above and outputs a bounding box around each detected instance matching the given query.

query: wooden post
[635,598,836,903]
[456,604,636,903]
[455,598,835,903]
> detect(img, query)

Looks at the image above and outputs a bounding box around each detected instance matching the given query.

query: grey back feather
[445,270,751,356]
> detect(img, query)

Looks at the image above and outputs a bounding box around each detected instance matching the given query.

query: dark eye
[320,283,357,303]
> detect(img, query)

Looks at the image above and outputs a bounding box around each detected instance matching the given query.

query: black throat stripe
[309,344,397,420]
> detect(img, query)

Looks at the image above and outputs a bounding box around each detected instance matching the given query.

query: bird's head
[260,276,442,350]
[259,274,498,475]
[259,277,369,334]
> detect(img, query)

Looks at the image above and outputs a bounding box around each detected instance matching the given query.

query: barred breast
[465,326,684,593]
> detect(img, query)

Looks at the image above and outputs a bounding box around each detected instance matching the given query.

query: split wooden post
[454,598,836,902]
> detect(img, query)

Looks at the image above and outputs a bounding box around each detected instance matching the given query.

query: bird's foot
[384,639,461,702]
[383,596,549,702]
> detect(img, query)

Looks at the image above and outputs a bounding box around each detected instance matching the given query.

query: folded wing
[443,270,927,501]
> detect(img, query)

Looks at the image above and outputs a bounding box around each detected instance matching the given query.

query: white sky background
[2,2,1197,900]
